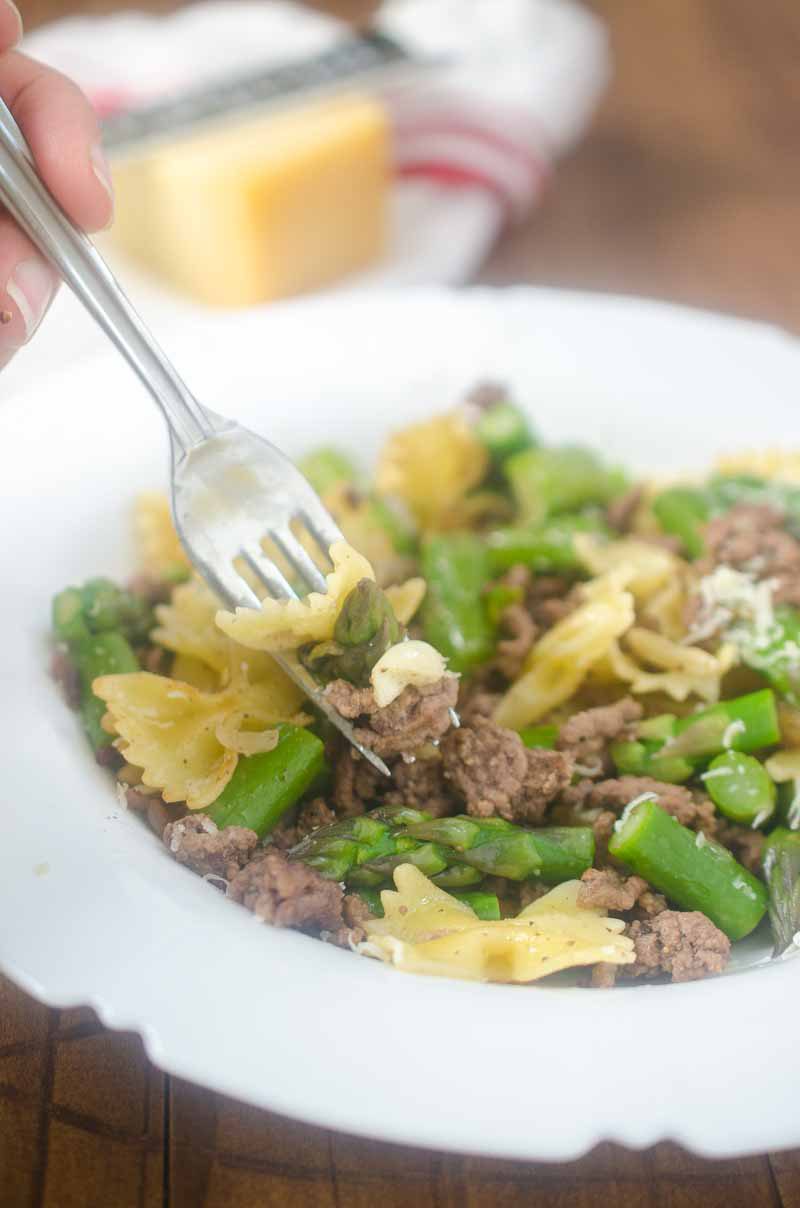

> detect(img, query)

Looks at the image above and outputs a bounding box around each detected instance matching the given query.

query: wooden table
[5,1,800,1204]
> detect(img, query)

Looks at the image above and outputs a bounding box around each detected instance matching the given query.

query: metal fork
[0,98,390,775]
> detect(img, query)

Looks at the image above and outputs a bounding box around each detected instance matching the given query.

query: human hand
[0,2,113,368]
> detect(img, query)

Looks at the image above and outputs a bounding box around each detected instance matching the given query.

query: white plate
[2,287,799,1161]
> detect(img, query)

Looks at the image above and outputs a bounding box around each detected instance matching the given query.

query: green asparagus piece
[300,579,401,686]
[504,446,628,526]
[670,690,781,757]
[420,533,495,674]
[288,806,594,886]
[761,828,800,956]
[651,486,711,558]
[406,816,595,883]
[207,725,325,837]
[53,578,154,648]
[611,689,781,779]
[351,885,501,921]
[518,724,558,750]
[485,512,611,575]
[703,751,776,827]
[610,738,694,784]
[483,582,524,627]
[73,631,139,751]
[474,399,537,462]
[299,447,361,494]
[737,605,800,707]
[608,798,768,940]
[352,886,384,916]
[450,890,502,920]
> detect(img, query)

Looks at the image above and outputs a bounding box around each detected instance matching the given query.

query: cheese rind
[110,93,389,306]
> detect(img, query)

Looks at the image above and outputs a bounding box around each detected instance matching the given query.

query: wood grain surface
[6,1,800,1205]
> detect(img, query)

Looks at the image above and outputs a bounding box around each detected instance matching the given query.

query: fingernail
[6,257,56,342]
[4,0,23,46]
[90,141,115,209]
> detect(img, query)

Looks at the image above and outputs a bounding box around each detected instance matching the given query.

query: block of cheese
[109,93,389,307]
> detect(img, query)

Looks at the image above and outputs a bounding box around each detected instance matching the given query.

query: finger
[0,2,22,53]
[0,213,58,367]
[0,50,113,232]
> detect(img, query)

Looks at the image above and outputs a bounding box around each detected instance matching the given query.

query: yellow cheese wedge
[110,93,389,307]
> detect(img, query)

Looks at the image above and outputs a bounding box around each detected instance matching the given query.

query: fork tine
[270,527,330,595]
[299,509,345,564]
[204,562,263,611]
[240,547,297,601]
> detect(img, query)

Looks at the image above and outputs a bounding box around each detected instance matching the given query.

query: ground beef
[563,776,717,833]
[463,380,508,411]
[331,744,384,816]
[696,502,800,604]
[127,574,175,606]
[526,575,581,630]
[577,867,650,912]
[494,603,538,681]
[590,962,619,989]
[493,566,579,632]
[273,798,337,850]
[95,745,123,770]
[457,686,501,725]
[607,485,645,533]
[326,676,459,757]
[163,813,258,880]
[125,787,181,836]
[715,820,764,874]
[227,848,345,933]
[441,718,572,823]
[384,754,455,818]
[325,893,373,948]
[625,910,731,982]
[557,697,643,777]
[50,648,81,710]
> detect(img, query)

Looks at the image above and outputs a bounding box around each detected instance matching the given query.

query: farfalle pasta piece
[714,449,800,484]
[765,749,800,782]
[603,628,736,703]
[384,577,426,625]
[153,577,231,673]
[94,671,306,808]
[494,571,636,729]
[134,492,190,579]
[376,412,489,530]
[575,534,683,603]
[360,866,634,984]
[215,541,374,652]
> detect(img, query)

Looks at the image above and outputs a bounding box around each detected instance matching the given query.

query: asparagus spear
[608,798,768,940]
[207,725,325,837]
[354,885,501,921]
[75,632,139,751]
[651,486,711,558]
[761,828,800,956]
[287,806,594,886]
[485,512,610,575]
[300,579,401,687]
[420,533,495,674]
[703,751,776,827]
[474,398,537,462]
[518,724,558,750]
[53,578,154,647]
[610,689,781,779]
[504,446,628,526]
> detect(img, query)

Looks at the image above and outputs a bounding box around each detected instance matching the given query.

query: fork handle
[0,99,211,456]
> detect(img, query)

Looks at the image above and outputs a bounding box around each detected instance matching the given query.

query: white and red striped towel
[8,0,608,394]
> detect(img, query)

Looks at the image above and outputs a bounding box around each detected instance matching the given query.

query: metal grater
[102,31,425,156]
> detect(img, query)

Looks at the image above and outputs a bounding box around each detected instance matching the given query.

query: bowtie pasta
[51,384,800,989]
